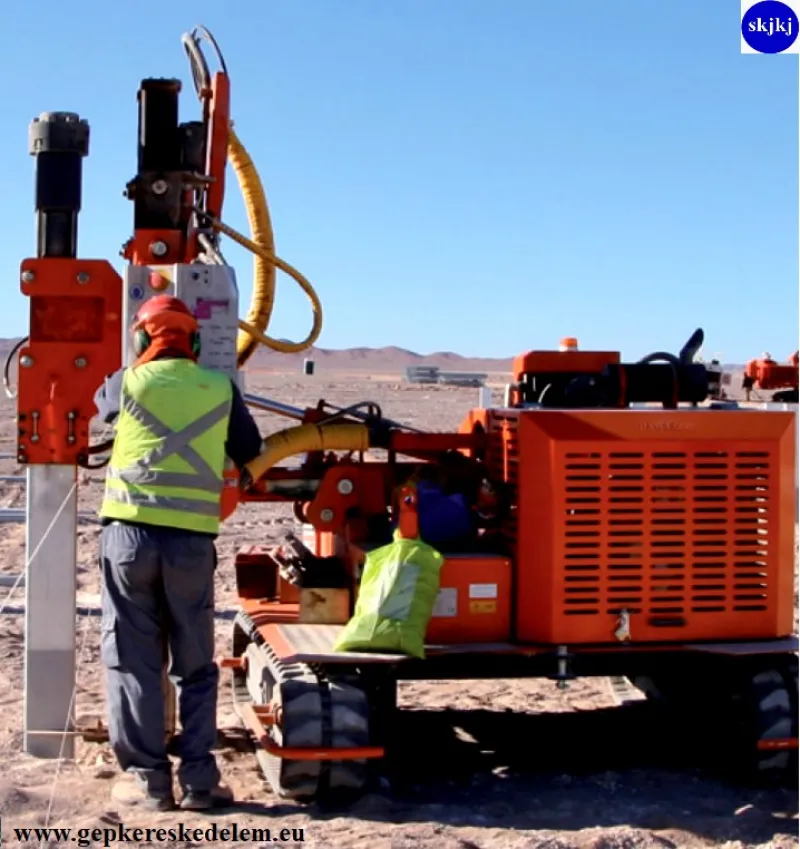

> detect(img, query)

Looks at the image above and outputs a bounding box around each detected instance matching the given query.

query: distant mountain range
[0,336,746,375]
[248,345,516,373]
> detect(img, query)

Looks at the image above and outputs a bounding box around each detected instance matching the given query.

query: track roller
[727,655,798,786]
[228,612,377,802]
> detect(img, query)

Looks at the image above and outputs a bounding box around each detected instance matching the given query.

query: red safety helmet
[132,295,198,334]
[131,295,200,360]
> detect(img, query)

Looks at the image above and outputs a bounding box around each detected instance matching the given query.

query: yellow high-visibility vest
[100,358,233,534]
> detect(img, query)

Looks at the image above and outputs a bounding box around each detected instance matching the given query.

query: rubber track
[749,655,798,780]
[230,610,371,801]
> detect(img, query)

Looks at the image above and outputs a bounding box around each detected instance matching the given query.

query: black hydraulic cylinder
[131,78,184,231]
[138,78,182,172]
[28,112,89,259]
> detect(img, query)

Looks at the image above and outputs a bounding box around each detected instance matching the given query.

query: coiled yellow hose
[227,125,276,366]
[225,124,323,363]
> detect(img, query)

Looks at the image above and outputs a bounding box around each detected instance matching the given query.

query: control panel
[122,263,240,381]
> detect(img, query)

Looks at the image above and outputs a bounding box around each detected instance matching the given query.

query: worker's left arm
[94,369,125,424]
[226,381,263,468]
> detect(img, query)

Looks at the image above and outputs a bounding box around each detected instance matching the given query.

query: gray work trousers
[99,520,220,795]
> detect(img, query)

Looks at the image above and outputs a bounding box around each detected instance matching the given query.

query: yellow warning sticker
[470,600,497,614]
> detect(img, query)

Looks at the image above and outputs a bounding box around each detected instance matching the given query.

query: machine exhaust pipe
[244,393,306,420]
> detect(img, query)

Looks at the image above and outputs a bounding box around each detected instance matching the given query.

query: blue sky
[0,0,796,362]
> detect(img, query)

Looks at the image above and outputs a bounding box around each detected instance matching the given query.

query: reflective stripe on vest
[100,360,232,532]
[104,487,222,516]
[105,393,230,495]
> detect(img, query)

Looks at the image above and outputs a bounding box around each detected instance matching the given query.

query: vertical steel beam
[24,466,78,756]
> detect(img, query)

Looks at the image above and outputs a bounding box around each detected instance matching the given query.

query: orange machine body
[485,407,796,645]
[512,349,620,383]
[338,545,513,646]
[235,402,796,650]
[744,353,799,391]
[233,539,514,648]
[420,553,513,644]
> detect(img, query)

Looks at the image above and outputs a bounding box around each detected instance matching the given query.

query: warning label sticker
[469,583,498,599]
[432,587,457,617]
[470,599,497,614]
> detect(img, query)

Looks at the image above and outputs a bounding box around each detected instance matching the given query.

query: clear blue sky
[0,0,797,362]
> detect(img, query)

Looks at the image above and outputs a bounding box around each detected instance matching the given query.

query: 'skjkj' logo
[741,0,800,52]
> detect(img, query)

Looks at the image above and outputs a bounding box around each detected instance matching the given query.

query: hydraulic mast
[19,112,122,756]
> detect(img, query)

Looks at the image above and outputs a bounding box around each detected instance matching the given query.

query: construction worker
[93,294,263,812]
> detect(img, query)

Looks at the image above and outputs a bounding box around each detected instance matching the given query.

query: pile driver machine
[13,27,798,803]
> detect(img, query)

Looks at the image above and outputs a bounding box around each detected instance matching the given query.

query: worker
[93,294,263,812]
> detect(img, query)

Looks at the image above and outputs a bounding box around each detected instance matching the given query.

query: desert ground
[0,365,796,848]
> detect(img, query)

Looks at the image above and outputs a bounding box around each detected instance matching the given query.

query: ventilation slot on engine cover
[558,448,773,622]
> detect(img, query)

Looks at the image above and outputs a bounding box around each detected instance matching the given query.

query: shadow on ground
[217,699,798,845]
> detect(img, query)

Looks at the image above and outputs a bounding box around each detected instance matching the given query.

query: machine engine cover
[484,407,796,645]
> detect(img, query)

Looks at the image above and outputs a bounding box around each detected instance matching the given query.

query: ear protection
[132,327,202,357]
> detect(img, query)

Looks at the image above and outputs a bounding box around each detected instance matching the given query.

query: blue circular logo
[742,1,798,52]
[129,285,144,300]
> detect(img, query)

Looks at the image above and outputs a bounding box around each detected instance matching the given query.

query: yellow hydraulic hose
[244,423,370,485]
[221,114,357,487]
[225,124,323,362]
[227,125,276,366]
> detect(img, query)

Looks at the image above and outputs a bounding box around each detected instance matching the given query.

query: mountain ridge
[248,344,516,372]
[0,337,746,374]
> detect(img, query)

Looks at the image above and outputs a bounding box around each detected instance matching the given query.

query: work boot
[180,783,234,811]
[111,774,175,812]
